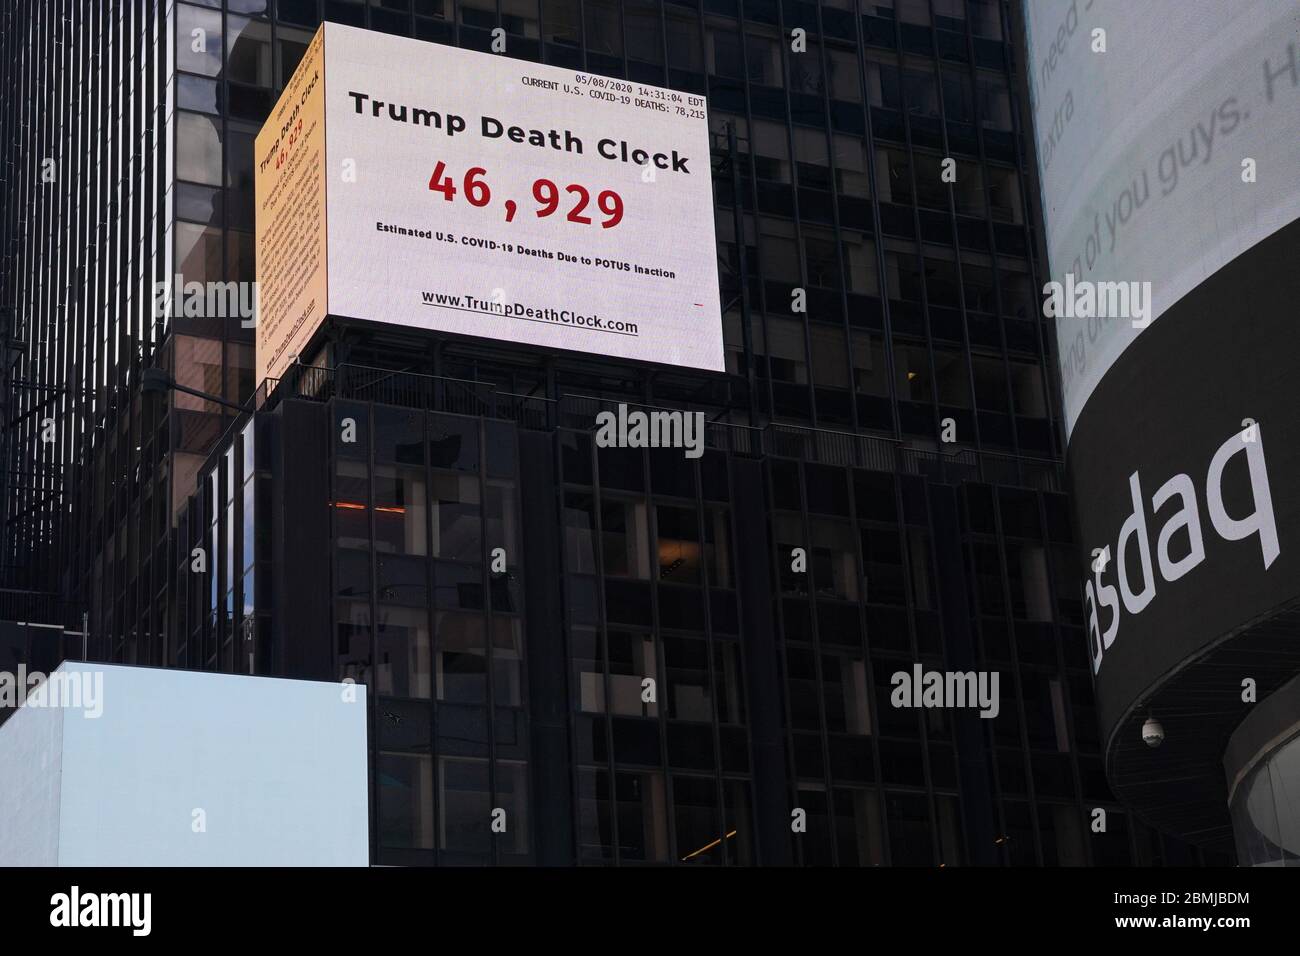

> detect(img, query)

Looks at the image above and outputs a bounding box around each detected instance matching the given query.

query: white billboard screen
[274,22,723,375]
[1023,0,1300,435]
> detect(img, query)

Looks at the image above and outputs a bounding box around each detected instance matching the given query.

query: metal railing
[260,363,1063,490]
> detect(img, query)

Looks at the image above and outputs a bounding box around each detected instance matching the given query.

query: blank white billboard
[1023,0,1300,435]
[0,663,369,866]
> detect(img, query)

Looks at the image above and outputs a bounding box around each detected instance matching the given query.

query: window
[751,120,792,184]
[485,481,518,558]
[902,69,939,116]
[377,606,432,698]
[616,772,669,861]
[835,789,885,865]
[844,236,879,294]
[502,0,540,38]
[898,0,930,25]
[334,459,370,549]
[756,317,809,385]
[933,0,966,30]
[431,473,481,561]
[708,28,743,79]
[1011,362,1048,417]
[626,2,662,64]
[674,776,722,864]
[656,506,701,584]
[664,635,712,722]
[435,611,486,703]
[278,27,315,86]
[789,40,824,95]
[824,653,872,734]
[862,526,907,604]
[969,0,1004,40]
[494,760,531,854]
[826,49,862,102]
[714,643,746,725]
[228,17,273,87]
[703,508,733,588]
[544,0,580,45]
[608,629,658,716]
[810,516,860,599]
[794,127,831,191]
[833,135,869,198]
[573,626,606,713]
[942,73,973,123]
[811,326,850,391]
[978,77,1013,130]
[176,113,222,185]
[494,618,524,707]
[602,500,651,578]
[379,752,435,849]
[585,0,621,56]
[563,493,598,574]
[760,218,800,283]
[986,166,1023,223]
[177,4,223,76]
[374,466,428,556]
[175,222,222,285]
[804,230,841,288]
[577,768,614,860]
[745,34,782,87]
[440,756,491,852]
[337,601,372,685]
[666,16,702,72]
[853,333,890,397]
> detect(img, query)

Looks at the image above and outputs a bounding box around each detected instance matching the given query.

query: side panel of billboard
[254,25,328,384]
[320,22,723,370]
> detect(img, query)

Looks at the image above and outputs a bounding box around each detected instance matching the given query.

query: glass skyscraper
[0,0,1222,865]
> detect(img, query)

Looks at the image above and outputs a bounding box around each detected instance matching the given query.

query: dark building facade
[0,0,1222,864]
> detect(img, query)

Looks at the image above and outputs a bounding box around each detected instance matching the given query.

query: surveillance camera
[1142,717,1164,748]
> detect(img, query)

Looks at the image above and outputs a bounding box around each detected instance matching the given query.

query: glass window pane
[377,606,432,698]
[674,776,722,864]
[176,112,223,185]
[379,752,435,849]
[375,465,428,556]
[228,16,273,86]
[177,4,223,76]
[435,611,486,703]
[431,473,481,561]
[664,635,712,722]
[602,500,650,578]
[440,756,491,853]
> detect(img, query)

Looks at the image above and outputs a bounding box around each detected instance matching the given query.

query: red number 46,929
[428,162,624,229]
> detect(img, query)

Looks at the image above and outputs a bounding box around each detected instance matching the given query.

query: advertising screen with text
[255,22,723,383]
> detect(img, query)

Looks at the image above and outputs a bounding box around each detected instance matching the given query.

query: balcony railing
[259,363,1062,490]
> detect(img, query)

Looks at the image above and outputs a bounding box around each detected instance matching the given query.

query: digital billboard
[255,22,723,384]
[1023,0,1300,743]
[1024,0,1300,436]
